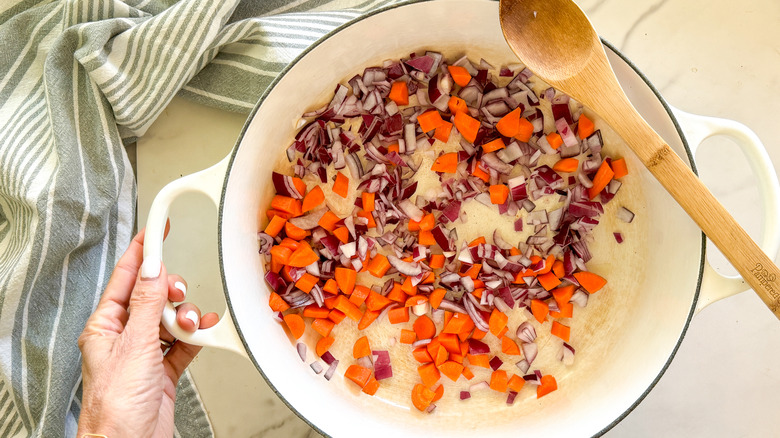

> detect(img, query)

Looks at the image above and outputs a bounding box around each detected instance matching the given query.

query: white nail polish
[174,281,187,297]
[140,257,161,280]
[185,310,199,327]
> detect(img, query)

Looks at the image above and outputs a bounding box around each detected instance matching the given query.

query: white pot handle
[143,155,248,359]
[671,107,780,313]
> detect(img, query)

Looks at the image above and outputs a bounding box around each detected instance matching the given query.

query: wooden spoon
[499,0,780,317]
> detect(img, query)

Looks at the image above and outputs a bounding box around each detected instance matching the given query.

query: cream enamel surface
[136,0,780,436]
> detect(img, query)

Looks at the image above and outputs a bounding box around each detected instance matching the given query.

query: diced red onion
[559,342,575,366]
[297,343,307,362]
[614,232,624,244]
[571,289,590,307]
[272,172,304,199]
[460,391,472,400]
[617,206,635,223]
[489,356,503,371]
[521,342,538,365]
[387,255,422,276]
[468,339,491,354]
[324,360,339,381]
[507,391,518,405]
[516,321,537,343]
[257,232,274,255]
[515,359,530,374]
[469,381,490,392]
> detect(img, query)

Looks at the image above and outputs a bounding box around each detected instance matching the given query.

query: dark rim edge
[215,3,706,438]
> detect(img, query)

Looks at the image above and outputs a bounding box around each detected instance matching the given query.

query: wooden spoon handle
[604,87,780,316]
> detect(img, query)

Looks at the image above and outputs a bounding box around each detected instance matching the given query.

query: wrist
[77,401,120,438]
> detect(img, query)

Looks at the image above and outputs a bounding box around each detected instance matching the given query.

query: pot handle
[143,155,249,359]
[671,107,780,313]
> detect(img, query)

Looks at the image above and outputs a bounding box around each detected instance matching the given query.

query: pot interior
[219,1,702,436]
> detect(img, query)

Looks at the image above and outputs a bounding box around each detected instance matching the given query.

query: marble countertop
[136,0,780,436]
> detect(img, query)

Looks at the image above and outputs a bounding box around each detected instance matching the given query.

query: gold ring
[160,338,175,348]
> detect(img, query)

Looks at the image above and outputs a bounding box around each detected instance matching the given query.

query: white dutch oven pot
[143,1,780,436]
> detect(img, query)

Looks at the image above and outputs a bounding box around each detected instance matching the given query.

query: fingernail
[185,310,199,327]
[140,257,161,280]
[174,281,187,297]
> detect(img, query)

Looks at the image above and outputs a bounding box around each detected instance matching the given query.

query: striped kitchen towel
[0,0,404,436]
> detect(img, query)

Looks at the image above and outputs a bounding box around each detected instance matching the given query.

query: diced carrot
[546,132,564,149]
[266,209,294,221]
[323,278,339,295]
[431,384,444,402]
[552,158,579,173]
[508,374,526,392]
[349,285,370,307]
[303,305,330,319]
[271,195,303,217]
[578,114,595,139]
[388,306,410,324]
[411,383,436,412]
[611,158,629,179]
[386,282,407,303]
[290,177,306,198]
[283,313,305,339]
[461,263,481,280]
[335,295,362,322]
[447,96,468,115]
[357,309,380,330]
[453,111,481,144]
[419,213,435,231]
[587,160,615,200]
[323,296,338,310]
[489,185,509,204]
[366,290,392,312]
[301,186,324,213]
[388,143,400,154]
[537,374,558,398]
[365,254,389,278]
[515,117,534,142]
[278,238,300,251]
[461,366,475,380]
[270,245,292,266]
[430,152,459,173]
[333,172,349,198]
[400,276,417,294]
[538,271,562,291]
[317,211,340,232]
[482,138,506,153]
[311,318,335,337]
[407,219,421,231]
[295,273,318,293]
[433,121,453,143]
[356,210,375,229]
[418,109,445,133]
[428,255,445,270]
[362,376,380,396]
[418,362,441,388]
[471,328,487,340]
[334,267,356,295]
[388,80,409,106]
[438,333,461,354]
[488,308,509,336]
[467,354,490,368]
[353,335,371,358]
[551,285,576,308]
[550,301,574,319]
[333,226,350,244]
[496,107,521,137]
[316,335,335,357]
[471,162,490,182]
[501,336,522,355]
[469,236,486,247]
[411,347,431,364]
[530,299,549,323]
[400,329,417,344]
[490,370,509,393]
[552,260,565,279]
[284,221,309,241]
[345,364,372,388]
[287,242,319,268]
[429,288,446,309]
[442,312,469,334]
[405,295,428,307]
[434,345,449,367]
[268,291,290,312]
[362,192,375,212]
[439,361,464,382]
[447,65,472,87]
[263,215,286,238]
[573,271,607,293]
[427,337,441,361]
[551,321,571,342]
[413,315,436,339]
[418,229,436,246]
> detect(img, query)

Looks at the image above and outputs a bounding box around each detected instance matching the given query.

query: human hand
[77,227,219,438]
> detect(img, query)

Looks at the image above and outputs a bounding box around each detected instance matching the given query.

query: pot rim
[216,1,706,436]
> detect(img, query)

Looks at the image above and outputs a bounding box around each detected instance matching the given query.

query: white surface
[136,0,780,436]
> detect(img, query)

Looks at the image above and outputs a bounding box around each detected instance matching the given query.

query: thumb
[125,257,168,343]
